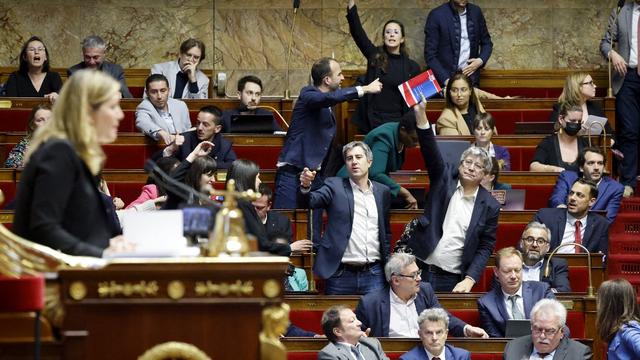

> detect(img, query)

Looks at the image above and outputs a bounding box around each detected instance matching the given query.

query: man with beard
[534,178,609,254]
[549,147,624,224]
[163,105,237,169]
[519,222,570,293]
[221,75,281,133]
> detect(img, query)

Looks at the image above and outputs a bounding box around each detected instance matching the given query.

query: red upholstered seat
[0,275,44,312]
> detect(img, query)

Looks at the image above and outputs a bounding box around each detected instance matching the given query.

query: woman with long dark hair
[596,278,640,359]
[346,0,421,132]
[5,36,62,102]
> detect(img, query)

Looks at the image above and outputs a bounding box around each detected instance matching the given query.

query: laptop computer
[229,114,275,133]
[505,319,532,338]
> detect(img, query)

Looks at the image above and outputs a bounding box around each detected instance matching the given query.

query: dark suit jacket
[478,281,555,338]
[265,210,292,242]
[299,177,391,279]
[172,130,237,169]
[221,107,280,133]
[407,128,500,282]
[423,2,493,86]
[13,140,114,257]
[318,337,389,360]
[503,335,592,360]
[549,171,624,224]
[355,283,467,337]
[400,344,470,360]
[278,85,360,171]
[533,208,609,254]
[491,257,570,293]
[67,61,132,98]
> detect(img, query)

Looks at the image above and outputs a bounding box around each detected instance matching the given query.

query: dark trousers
[615,70,640,187]
[423,265,464,292]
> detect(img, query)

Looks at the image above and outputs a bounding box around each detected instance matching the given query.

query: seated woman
[530,102,588,173]
[436,71,486,135]
[346,0,421,132]
[150,38,209,99]
[5,36,62,102]
[548,72,615,141]
[472,112,511,171]
[126,157,180,209]
[481,158,511,191]
[12,70,130,257]
[336,112,419,208]
[164,141,218,210]
[5,104,52,168]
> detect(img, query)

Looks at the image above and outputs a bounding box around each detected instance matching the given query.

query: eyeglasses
[522,237,549,246]
[461,158,484,171]
[581,80,595,86]
[394,269,422,280]
[26,47,45,53]
[532,326,561,336]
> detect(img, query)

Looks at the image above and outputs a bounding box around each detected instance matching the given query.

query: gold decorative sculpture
[208,179,260,257]
[137,341,212,360]
[260,303,289,360]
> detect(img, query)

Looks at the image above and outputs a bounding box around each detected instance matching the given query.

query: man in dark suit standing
[319,305,389,360]
[424,0,493,87]
[400,308,471,360]
[600,0,640,198]
[407,101,500,292]
[549,147,624,224]
[519,222,571,293]
[503,299,592,359]
[162,105,237,169]
[67,35,132,98]
[299,141,391,295]
[355,252,487,338]
[534,178,609,255]
[478,247,555,338]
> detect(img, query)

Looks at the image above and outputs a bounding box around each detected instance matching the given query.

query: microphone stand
[252,105,290,130]
[585,121,607,158]
[144,160,217,207]
[606,3,625,98]
[544,243,595,298]
[284,4,299,100]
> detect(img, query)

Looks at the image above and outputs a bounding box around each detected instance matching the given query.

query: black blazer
[173,130,237,169]
[265,211,292,243]
[12,140,114,257]
[490,256,571,293]
[533,208,609,254]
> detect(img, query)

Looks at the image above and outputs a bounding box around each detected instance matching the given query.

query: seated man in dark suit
[519,221,570,293]
[252,183,312,253]
[478,247,555,337]
[504,299,592,359]
[534,178,609,254]
[549,147,624,224]
[163,105,237,169]
[221,75,281,133]
[67,35,132,98]
[299,141,391,295]
[406,100,500,292]
[400,308,471,360]
[355,252,487,338]
[318,305,389,360]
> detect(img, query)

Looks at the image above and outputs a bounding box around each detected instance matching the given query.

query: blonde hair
[558,71,590,105]
[26,70,120,175]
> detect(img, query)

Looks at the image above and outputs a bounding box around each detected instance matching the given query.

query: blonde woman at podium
[12,70,133,258]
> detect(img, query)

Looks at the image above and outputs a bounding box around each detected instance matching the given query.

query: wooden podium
[57,257,289,360]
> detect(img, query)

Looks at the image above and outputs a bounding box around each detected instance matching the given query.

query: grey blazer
[67,61,133,98]
[318,337,389,360]
[600,2,637,94]
[135,98,192,140]
[150,60,209,99]
[503,335,592,360]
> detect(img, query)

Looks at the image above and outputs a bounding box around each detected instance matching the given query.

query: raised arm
[346,1,378,59]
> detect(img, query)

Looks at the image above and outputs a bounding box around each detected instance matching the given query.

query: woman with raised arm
[346,0,421,132]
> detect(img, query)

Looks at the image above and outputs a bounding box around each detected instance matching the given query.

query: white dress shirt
[457,9,471,70]
[558,213,588,254]
[629,3,640,67]
[388,289,419,337]
[425,348,447,360]
[529,349,556,360]
[426,182,477,274]
[341,179,380,264]
[502,286,524,320]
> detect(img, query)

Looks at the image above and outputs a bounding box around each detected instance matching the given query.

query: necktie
[509,295,524,319]
[433,358,441,360]
[351,345,363,360]
[574,220,582,253]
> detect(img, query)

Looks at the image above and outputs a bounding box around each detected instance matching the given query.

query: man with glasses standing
[504,299,592,359]
[478,247,555,338]
[405,100,500,292]
[519,222,571,293]
[355,253,488,338]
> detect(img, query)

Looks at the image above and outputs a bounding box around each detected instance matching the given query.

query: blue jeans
[615,70,640,187]
[423,266,464,292]
[324,263,386,295]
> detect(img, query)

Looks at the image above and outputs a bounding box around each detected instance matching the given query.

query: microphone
[293,0,300,10]
[143,159,218,207]
[617,0,625,11]
[284,0,301,99]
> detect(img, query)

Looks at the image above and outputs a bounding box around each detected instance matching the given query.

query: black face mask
[564,122,581,136]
